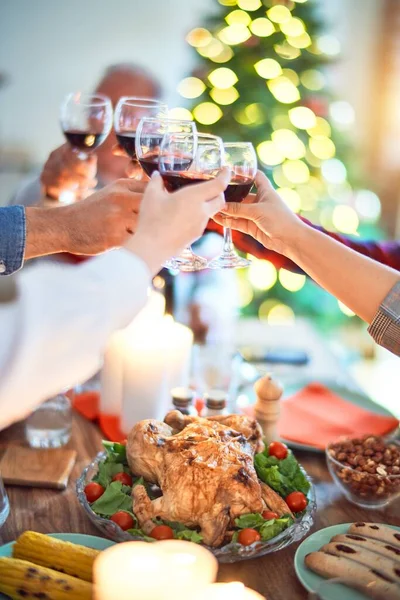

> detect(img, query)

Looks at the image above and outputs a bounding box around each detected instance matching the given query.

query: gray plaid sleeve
[368,281,400,356]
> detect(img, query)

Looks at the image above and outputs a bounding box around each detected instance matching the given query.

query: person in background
[214,171,400,357]
[0,179,145,275]
[0,169,229,430]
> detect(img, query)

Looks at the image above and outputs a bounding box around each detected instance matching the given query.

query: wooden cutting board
[0,445,77,490]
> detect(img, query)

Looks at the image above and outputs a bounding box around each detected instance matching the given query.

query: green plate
[0,533,115,599]
[294,523,400,600]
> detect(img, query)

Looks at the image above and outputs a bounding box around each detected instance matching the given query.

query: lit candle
[93,540,218,600]
[193,582,266,600]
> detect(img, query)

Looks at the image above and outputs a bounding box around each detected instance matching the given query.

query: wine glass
[159,132,224,272]
[60,92,113,159]
[136,117,197,270]
[114,97,168,163]
[208,142,257,269]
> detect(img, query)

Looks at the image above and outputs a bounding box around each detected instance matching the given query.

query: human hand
[112,143,148,180]
[125,168,230,274]
[213,170,304,256]
[40,144,98,200]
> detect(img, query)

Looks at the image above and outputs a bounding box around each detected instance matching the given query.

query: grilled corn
[13,531,99,582]
[0,557,92,600]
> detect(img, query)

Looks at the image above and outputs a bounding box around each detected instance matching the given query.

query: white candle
[163,316,194,390]
[100,291,165,416]
[193,582,266,600]
[93,540,217,600]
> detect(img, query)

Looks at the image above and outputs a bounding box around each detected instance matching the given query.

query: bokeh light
[218,23,251,45]
[317,35,341,56]
[238,278,254,307]
[193,102,223,125]
[210,86,239,105]
[309,137,336,159]
[168,107,193,120]
[198,38,225,58]
[271,113,292,130]
[296,183,319,211]
[186,28,212,48]
[272,129,305,159]
[250,18,275,37]
[237,0,262,10]
[321,159,347,184]
[280,17,305,37]
[177,77,206,99]
[257,141,285,166]
[267,5,292,24]
[267,77,300,103]
[277,187,301,212]
[244,103,268,125]
[208,67,238,88]
[279,269,306,292]
[272,165,294,188]
[274,42,301,60]
[211,46,234,63]
[258,298,279,321]
[300,69,325,91]
[254,58,282,79]
[354,190,381,222]
[332,205,359,234]
[248,259,277,290]
[289,106,316,129]
[268,304,295,324]
[287,32,311,49]
[281,68,300,86]
[338,301,355,317]
[329,101,355,128]
[218,0,236,5]
[282,160,310,184]
[225,10,252,25]
[305,148,322,168]
[307,117,331,139]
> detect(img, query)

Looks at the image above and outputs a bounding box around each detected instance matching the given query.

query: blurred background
[1,0,400,412]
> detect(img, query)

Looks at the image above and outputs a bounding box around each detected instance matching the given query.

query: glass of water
[0,475,10,528]
[25,393,72,449]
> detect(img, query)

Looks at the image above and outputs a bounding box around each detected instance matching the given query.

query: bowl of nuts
[326,434,400,508]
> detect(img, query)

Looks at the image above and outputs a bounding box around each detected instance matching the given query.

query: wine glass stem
[222,218,236,257]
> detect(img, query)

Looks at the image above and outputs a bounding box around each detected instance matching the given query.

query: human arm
[214,171,400,353]
[0,169,229,429]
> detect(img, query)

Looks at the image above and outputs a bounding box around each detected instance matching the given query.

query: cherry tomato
[286,491,307,513]
[268,441,288,460]
[84,482,105,503]
[150,525,174,540]
[237,528,261,546]
[120,439,127,446]
[262,510,279,520]
[110,511,135,531]
[112,472,133,486]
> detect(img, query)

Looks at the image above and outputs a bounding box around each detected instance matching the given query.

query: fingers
[203,193,226,218]
[117,178,148,194]
[213,213,252,236]
[219,201,255,218]
[176,166,231,203]
[112,143,128,157]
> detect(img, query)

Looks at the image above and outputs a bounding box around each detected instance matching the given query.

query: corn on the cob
[0,557,92,600]
[13,531,99,582]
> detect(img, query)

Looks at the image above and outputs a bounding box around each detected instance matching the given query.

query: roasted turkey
[126,410,292,547]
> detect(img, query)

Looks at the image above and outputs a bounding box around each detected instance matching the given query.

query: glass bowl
[76,451,316,563]
[326,438,400,509]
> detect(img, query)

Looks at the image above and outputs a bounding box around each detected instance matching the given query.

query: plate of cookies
[294,521,400,600]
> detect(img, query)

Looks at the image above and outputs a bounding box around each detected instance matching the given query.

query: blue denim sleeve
[0,206,26,275]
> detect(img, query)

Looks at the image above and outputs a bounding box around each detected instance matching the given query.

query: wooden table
[1,412,399,600]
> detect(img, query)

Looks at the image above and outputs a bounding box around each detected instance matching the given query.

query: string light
[198,38,225,58]
[282,159,310,184]
[250,18,275,37]
[309,137,336,159]
[257,141,284,166]
[237,0,261,10]
[300,69,325,91]
[267,5,292,24]
[225,10,251,25]
[321,159,347,184]
[281,68,300,86]
[338,301,355,317]
[317,35,341,56]
[280,18,305,37]
[279,269,306,292]
[267,77,300,103]
[168,107,193,120]
[208,67,238,88]
[210,86,239,105]
[274,42,301,60]
[177,77,206,99]
[193,102,223,125]
[332,205,359,234]
[218,24,251,45]
[277,187,301,212]
[268,304,295,324]
[272,129,305,159]
[211,46,234,63]
[307,117,331,139]
[186,28,212,47]
[289,106,316,129]
[254,58,282,79]
[287,32,311,49]
[248,259,277,290]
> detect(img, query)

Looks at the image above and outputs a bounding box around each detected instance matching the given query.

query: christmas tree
[171,0,383,328]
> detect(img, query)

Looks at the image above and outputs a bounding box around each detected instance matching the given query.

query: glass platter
[76,451,316,563]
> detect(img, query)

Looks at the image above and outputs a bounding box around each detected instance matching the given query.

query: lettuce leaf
[254,450,310,497]
[90,481,132,516]
[103,441,127,464]
[93,462,124,488]
[127,528,155,543]
[259,515,293,541]
[234,513,266,529]
[175,530,203,543]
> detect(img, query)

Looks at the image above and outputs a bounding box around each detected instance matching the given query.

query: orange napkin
[73,391,125,442]
[277,382,399,450]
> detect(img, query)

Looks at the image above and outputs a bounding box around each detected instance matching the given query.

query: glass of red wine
[159,132,224,272]
[60,92,113,159]
[136,117,198,270]
[208,142,257,269]
[114,97,168,164]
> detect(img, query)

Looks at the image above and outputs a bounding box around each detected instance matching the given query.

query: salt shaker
[171,387,197,416]
[202,390,229,417]
[253,374,283,444]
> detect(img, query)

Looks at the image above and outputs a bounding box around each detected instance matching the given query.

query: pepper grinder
[253,374,283,444]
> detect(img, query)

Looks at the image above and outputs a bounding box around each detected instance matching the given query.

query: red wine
[162,171,209,192]
[224,178,254,203]
[116,133,137,159]
[141,158,193,179]
[64,130,107,151]
[139,157,160,177]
